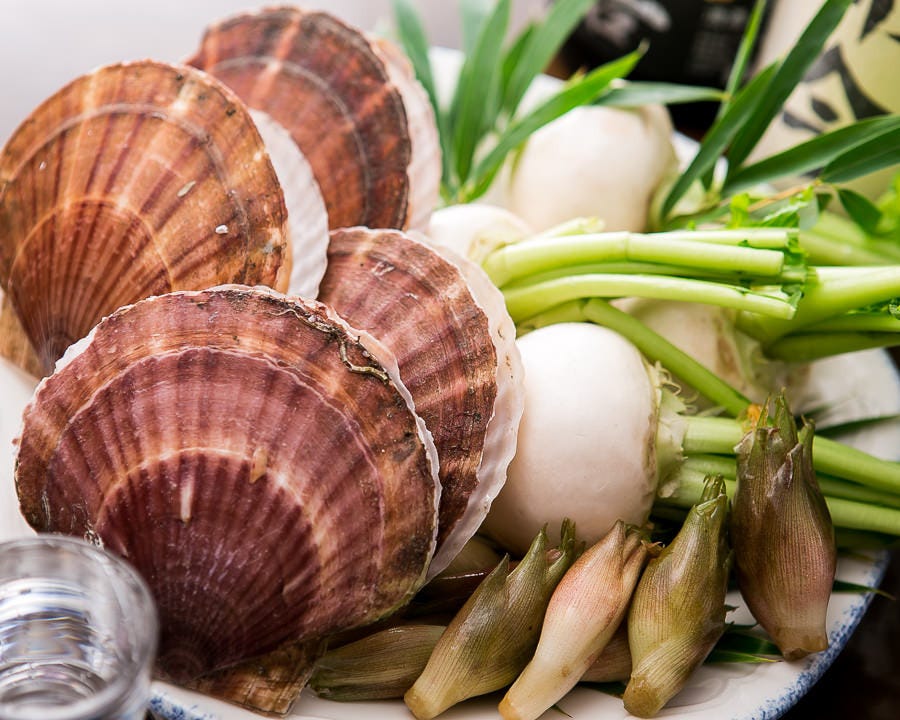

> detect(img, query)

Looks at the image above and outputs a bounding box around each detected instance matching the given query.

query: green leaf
[709,626,783,659]
[724,115,900,195]
[832,579,895,599]
[595,82,725,108]
[725,0,853,169]
[462,49,644,201]
[451,0,511,185]
[661,63,779,220]
[706,650,780,664]
[501,0,598,115]
[460,0,494,55]
[702,0,768,188]
[391,0,453,189]
[719,0,769,118]
[821,125,900,185]
[838,188,885,235]
[500,22,535,104]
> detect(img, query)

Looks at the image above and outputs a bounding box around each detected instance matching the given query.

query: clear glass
[0,535,158,720]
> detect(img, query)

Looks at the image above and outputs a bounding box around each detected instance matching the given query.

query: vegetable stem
[764,332,900,362]
[483,229,798,288]
[737,265,900,344]
[682,416,900,495]
[502,274,796,324]
[668,455,900,509]
[660,471,900,537]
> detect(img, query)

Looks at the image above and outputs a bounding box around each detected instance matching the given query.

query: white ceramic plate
[1,348,898,720]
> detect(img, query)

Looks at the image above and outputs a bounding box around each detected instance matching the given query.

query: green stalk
[660,472,900,537]
[737,265,900,344]
[799,212,900,266]
[764,332,899,362]
[682,416,900,495]
[799,313,900,333]
[798,230,894,266]
[502,261,784,285]
[482,229,798,288]
[669,455,900,509]
[502,274,796,324]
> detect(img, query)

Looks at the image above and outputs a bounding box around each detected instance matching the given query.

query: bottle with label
[751,0,900,197]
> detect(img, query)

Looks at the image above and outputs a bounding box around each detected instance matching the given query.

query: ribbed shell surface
[187,6,411,230]
[0,61,290,375]
[318,228,498,571]
[14,287,439,683]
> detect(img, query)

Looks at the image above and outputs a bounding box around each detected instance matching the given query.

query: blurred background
[0,0,544,145]
[1,1,898,718]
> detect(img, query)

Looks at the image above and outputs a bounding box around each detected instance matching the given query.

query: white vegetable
[426,203,533,264]
[495,104,678,233]
[482,322,686,556]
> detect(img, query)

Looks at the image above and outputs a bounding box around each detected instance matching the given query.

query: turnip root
[494,104,678,233]
[481,322,687,556]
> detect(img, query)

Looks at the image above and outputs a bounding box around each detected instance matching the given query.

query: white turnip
[481,322,687,555]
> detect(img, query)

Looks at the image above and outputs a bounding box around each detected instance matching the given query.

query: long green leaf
[460,0,494,55]
[838,187,885,234]
[832,579,895,599]
[822,125,900,184]
[500,22,535,103]
[718,0,769,121]
[661,63,779,220]
[702,0,768,188]
[501,0,598,115]
[463,49,644,201]
[724,115,900,195]
[596,82,725,109]
[391,0,452,188]
[451,0,510,185]
[725,0,852,169]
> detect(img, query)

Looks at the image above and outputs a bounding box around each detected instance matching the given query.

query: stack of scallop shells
[1,5,524,716]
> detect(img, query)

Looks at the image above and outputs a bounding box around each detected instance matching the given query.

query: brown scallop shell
[186,6,415,230]
[0,288,42,378]
[318,228,524,576]
[14,286,440,693]
[0,60,291,375]
[370,36,442,231]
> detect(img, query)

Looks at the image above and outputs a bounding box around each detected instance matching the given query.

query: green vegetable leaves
[391,0,642,203]
[659,0,900,230]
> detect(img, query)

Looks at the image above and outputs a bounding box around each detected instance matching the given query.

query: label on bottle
[752,0,900,196]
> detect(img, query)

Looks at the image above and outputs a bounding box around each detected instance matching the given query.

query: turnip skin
[482,322,674,556]
[497,104,678,234]
[426,203,533,264]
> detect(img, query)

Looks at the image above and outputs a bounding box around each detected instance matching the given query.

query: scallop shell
[249,109,329,299]
[187,6,419,230]
[14,286,441,692]
[0,288,42,378]
[370,36,442,231]
[318,228,524,576]
[0,60,292,375]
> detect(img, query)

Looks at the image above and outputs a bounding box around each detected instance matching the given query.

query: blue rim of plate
[733,550,889,720]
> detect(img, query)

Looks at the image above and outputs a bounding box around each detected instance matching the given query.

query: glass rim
[0,533,158,720]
